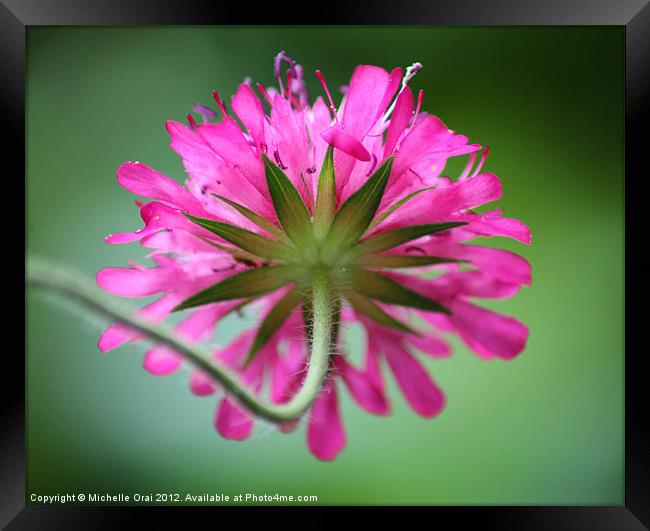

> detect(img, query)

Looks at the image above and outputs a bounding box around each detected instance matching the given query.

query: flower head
[98,53,531,460]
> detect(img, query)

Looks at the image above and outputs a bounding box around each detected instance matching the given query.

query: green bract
[174,151,467,364]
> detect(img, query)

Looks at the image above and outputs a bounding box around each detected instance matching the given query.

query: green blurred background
[26,27,623,505]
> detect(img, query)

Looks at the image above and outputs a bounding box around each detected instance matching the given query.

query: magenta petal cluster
[97,55,531,461]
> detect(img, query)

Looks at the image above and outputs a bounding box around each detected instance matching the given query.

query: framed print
[3,0,648,527]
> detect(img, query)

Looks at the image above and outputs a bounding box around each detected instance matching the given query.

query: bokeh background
[26,27,623,505]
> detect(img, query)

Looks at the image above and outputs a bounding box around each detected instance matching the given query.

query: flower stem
[27,255,333,424]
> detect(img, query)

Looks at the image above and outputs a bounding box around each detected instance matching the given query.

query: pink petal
[105,202,213,245]
[196,119,266,195]
[96,265,178,297]
[451,300,529,360]
[378,67,404,118]
[140,227,224,255]
[143,347,181,376]
[381,341,446,418]
[384,114,481,203]
[365,333,387,392]
[145,302,232,377]
[306,381,346,461]
[406,334,451,358]
[166,120,272,216]
[97,293,182,352]
[333,65,398,188]
[337,356,389,415]
[285,336,308,373]
[336,134,387,203]
[270,340,307,433]
[214,349,265,439]
[98,324,130,352]
[176,303,228,341]
[97,266,224,353]
[431,271,522,300]
[383,86,414,157]
[376,172,502,231]
[341,65,393,139]
[467,246,531,286]
[427,172,502,214]
[419,311,456,333]
[270,334,308,406]
[189,370,216,396]
[231,83,265,149]
[215,398,254,441]
[105,201,173,245]
[458,212,532,244]
[391,114,458,175]
[266,95,313,203]
[320,125,371,161]
[140,230,193,252]
[277,419,300,434]
[411,239,532,286]
[309,97,336,181]
[215,329,255,368]
[270,357,292,404]
[116,162,202,213]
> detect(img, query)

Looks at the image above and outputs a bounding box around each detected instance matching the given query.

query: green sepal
[358,254,465,269]
[346,268,449,314]
[173,266,290,312]
[313,145,336,240]
[184,213,293,260]
[262,154,314,246]
[369,186,436,229]
[210,194,283,238]
[225,298,255,317]
[323,156,394,256]
[344,289,419,335]
[196,235,263,265]
[245,288,303,366]
[353,222,467,256]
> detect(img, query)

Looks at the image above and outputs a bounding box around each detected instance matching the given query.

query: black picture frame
[5,1,646,527]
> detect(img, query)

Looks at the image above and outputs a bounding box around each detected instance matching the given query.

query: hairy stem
[27,255,333,423]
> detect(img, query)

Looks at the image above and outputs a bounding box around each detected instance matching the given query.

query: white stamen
[401,62,423,90]
[382,61,424,124]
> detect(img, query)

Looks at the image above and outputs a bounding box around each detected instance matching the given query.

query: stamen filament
[315,70,340,126]
[256,83,274,107]
[186,113,198,129]
[471,146,490,177]
[212,90,228,117]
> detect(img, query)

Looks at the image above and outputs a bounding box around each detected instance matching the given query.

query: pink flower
[97,53,531,461]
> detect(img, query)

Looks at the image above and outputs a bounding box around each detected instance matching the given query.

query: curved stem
[27,255,333,424]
